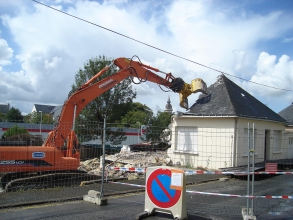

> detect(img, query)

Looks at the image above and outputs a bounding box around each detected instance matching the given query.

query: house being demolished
[78,150,172,180]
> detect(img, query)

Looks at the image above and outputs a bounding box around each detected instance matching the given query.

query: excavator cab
[179,78,208,109]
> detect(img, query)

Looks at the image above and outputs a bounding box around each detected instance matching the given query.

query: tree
[120,102,153,127]
[154,111,173,127]
[70,55,136,123]
[0,112,5,122]
[142,111,172,144]
[23,114,32,123]
[2,124,28,138]
[70,55,136,145]
[25,112,53,124]
[5,107,23,122]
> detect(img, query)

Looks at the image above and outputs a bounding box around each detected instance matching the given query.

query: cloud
[0,68,34,100]
[238,52,293,111]
[251,52,293,96]
[282,37,293,43]
[0,38,13,65]
[0,0,293,115]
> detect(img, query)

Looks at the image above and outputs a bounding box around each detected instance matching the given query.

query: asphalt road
[1,174,293,219]
[0,194,212,220]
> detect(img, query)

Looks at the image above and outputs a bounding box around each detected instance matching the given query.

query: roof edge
[177,112,286,124]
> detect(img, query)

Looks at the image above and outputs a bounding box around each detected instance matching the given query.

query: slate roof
[34,104,57,114]
[278,103,293,125]
[185,74,286,123]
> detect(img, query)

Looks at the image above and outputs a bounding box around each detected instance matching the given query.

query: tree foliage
[23,114,31,123]
[120,103,172,144]
[0,112,5,122]
[23,112,54,124]
[70,55,136,123]
[5,107,23,122]
[142,111,172,143]
[70,55,136,145]
[2,125,28,138]
[120,102,153,127]
[153,111,173,127]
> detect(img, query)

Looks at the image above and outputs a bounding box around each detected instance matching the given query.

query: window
[243,128,257,150]
[176,127,198,153]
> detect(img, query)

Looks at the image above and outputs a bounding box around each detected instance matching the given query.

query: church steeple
[164,95,173,114]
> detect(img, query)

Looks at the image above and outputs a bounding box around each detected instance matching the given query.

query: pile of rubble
[78,151,172,180]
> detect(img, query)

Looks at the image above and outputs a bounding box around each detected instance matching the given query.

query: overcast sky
[0,0,293,116]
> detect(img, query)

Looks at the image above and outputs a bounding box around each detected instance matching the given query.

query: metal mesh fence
[1,121,293,218]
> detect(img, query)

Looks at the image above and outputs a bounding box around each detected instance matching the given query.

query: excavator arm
[43,57,207,157]
[0,55,207,181]
[114,57,207,108]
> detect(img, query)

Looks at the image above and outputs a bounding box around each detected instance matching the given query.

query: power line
[32,0,293,93]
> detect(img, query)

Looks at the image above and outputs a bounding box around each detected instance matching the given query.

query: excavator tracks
[1,171,102,193]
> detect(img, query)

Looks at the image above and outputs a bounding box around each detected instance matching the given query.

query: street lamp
[39,111,42,135]
[137,122,140,143]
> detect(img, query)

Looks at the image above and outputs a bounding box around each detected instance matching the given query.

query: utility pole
[137,122,140,143]
[39,111,42,135]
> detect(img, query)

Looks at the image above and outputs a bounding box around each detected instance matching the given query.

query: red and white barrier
[107,166,293,175]
[107,167,146,172]
[109,181,293,199]
[184,170,293,175]
[186,190,293,199]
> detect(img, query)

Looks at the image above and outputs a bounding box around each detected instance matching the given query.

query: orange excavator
[0,56,207,190]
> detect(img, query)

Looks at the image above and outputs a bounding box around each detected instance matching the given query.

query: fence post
[251,123,255,215]
[242,122,256,220]
[246,122,250,211]
[82,118,107,206]
[97,116,108,205]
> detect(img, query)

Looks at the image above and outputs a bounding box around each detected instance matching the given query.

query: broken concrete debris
[78,151,172,179]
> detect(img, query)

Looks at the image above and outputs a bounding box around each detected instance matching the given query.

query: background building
[0,103,10,116]
[164,96,173,114]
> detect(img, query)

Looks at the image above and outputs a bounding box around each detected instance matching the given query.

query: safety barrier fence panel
[1,121,293,218]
